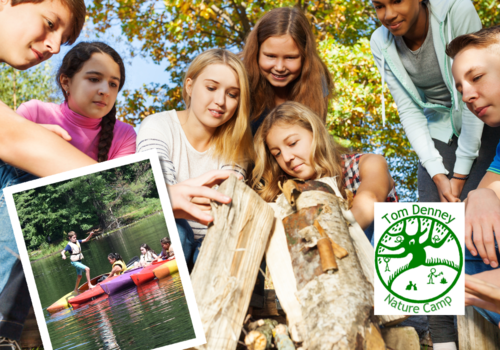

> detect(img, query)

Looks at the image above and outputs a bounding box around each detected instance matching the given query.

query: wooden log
[268,177,405,328]
[268,179,385,349]
[381,326,420,350]
[458,306,500,350]
[19,307,42,349]
[190,175,275,350]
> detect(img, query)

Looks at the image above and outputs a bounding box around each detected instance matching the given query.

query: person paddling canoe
[61,231,95,292]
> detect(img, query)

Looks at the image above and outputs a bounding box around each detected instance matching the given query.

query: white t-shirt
[136,110,247,238]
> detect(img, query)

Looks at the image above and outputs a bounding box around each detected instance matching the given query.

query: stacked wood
[266,179,385,349]
[190,175,275,350]
[19,307,42,349]
[458,306,500,350]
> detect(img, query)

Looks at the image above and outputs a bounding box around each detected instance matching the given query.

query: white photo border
[3,150,206,350]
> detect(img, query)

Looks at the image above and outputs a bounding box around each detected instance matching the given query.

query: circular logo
[375,216,463,303]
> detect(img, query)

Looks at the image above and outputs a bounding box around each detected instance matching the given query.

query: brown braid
[57,42,126,163]
[98,105,117,162]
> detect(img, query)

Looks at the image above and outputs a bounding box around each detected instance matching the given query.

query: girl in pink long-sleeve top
[17,42,136,162]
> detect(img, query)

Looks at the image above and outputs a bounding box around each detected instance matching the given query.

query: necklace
[404,6,429,59]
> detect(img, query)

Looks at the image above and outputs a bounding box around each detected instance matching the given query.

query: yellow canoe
[152,258,178,279]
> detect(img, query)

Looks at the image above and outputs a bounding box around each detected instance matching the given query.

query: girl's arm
[0,103,96,176]
[449,0,484,198]
[352,154,393,230]
[108,265,122,277]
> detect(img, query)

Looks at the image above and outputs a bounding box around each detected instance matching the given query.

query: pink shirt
[17,100,136,161]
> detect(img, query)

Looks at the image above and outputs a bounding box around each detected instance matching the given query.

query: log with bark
[266,178,388,349]
[190,175,275,350]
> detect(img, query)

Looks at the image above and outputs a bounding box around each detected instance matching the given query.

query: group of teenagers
[2,0,500,348]
[60,230,174,292]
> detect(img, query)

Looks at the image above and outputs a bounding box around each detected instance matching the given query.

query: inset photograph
[3,151,205,350]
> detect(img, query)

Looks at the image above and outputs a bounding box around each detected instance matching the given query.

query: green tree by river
[14,160,161,252]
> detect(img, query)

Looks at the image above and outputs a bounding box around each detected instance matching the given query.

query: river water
[31,213,196,350]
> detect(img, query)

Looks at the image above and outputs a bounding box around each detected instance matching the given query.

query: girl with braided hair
[15,41,136,162]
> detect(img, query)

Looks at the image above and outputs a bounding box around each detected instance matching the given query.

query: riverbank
[29,203,163,261]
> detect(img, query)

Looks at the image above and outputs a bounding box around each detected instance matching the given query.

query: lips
[475,106,489,118]
[388,22,403,30]
[209,109,224,117]
[292,163,303,172]
[31,48,43,61]
[93,101,107,107]
[271,73,289,81]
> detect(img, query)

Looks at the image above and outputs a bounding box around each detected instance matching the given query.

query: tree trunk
[458,306,500,350]
[190,175,275,350]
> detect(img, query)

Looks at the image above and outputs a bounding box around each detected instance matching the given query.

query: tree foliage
[87,0,498,201]
[14,161,160,249]
[0,62,59,110]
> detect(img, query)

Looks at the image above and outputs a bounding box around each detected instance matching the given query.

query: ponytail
[108,252,123,262]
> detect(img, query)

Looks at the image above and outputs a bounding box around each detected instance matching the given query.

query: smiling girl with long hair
[242,7,333,133]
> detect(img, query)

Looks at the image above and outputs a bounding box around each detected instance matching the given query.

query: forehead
[196,63,239,88]
[266,123,310,145]
[77,53,121,79]
[38,0,74,41]
[452,46,499,78]
[260,35,300,54]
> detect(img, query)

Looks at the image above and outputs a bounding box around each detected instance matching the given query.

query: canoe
[130,260,168,286]
[101,267,143,295]
[152,258,178,280]
[47,274,108,313]
[68,274,119,307]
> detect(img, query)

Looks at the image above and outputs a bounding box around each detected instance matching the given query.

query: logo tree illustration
[377,217,458,288]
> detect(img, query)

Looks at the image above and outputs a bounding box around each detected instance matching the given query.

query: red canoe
[69,274,119,307]
[130,260,168,286]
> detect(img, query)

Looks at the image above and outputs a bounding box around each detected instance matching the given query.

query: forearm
[351,192,378,230]
[0,104,96,176]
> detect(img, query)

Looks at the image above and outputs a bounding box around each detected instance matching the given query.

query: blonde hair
[182,49,254,165]
[252,101,346,202]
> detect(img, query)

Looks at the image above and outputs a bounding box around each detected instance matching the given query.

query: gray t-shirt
[395,23,451,107]
[136,110,247,239]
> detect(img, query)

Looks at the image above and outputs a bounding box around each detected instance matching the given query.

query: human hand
[465,274,500,319]
[450,174,467,199]
[432,174,460,202]
[62,254,66,260]
[465,188,500,267]
[40,124,72,141]
[168,170,241,225]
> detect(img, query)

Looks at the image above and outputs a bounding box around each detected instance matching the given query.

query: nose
[282,149,295,163]
[275,58,286,72]
[98,82,110,96]
[44,32,62,55]
[214,89,225,106]
[385,5,398,23]
[461,82,477,104]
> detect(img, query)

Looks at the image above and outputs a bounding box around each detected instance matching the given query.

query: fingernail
[472,251,477,256]
[484,259,490,265]
[492,261,498,268]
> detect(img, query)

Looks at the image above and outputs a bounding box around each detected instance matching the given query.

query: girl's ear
[60,75,70,94]
[185,77,194,97]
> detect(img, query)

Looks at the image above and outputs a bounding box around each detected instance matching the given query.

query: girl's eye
[89,77,99,83]
[473,75,483,82]
[266,54,276,58]
[228,92,238,99]
[47,19,54,29]
[290,140,298,147]
[273,151,281,158]
[110,82,118,88]
[207,86,216,91]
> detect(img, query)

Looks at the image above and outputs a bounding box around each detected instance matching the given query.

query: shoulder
[16,100,60,121]
[140,110,179,129]
[359,154,389,169]
[370,26,389,53]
